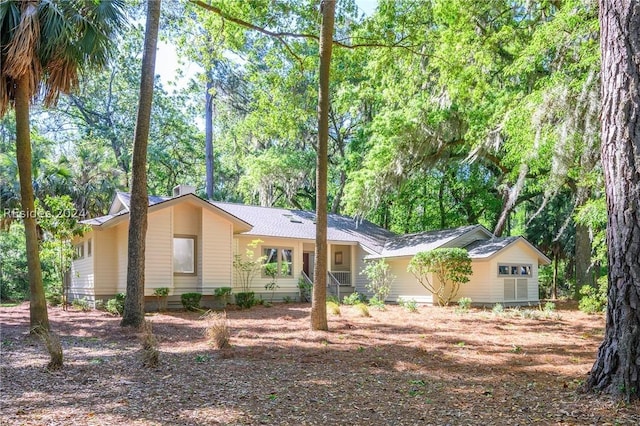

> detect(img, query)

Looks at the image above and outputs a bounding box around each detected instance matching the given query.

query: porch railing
[327,271,342,300]
[330,271,351,286]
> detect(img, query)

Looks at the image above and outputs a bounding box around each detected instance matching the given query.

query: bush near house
[408,248,472,306]
[181,293,202,311]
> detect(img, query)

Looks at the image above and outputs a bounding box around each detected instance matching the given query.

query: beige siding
[387,258,434,304]
[93,228,118,298]
[233,236,303,296]
[456,260,494,303]
[145,208,173,295]
[70,233,95,301]
[489,241,541,304]
[353,247,369,295]
[115,222,128,293]
[201,208,234,294]
[171,203,200,294]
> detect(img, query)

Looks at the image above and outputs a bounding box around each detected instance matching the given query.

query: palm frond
[4,1,40,81]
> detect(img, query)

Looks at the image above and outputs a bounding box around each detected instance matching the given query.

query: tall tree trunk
[586,0,640,402]
[311,0,335,331]
[15,75,49,331]
[121,0,161,328]
[205,74,214,200]
[574,222,594,299]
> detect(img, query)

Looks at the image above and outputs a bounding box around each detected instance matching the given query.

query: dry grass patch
[203,310,230,349]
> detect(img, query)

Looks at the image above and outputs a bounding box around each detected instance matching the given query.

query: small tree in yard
[233,239,264,308]
[408,248,472,306]
[361,259,395,304]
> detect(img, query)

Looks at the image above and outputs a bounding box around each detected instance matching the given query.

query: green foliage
[543,302,556,312]
[235,291,256,310]
[579,276,608,314]
[457,297,472,312]
[72,298,91,312]
[0,224,29,301]
[153,287,170,297]
[214,287,233,297]
[343,292,367,306]
[398,297,418,313]
[105,293,126,316]
[181,293,202,311]
[361,259,394,303]
[283,296,293,303]
[492,303,504,315]
[368,295,386,310]
[408,248,472,306]
[298,277,312,302]
[233,239,264,293]
[326,295,340,305]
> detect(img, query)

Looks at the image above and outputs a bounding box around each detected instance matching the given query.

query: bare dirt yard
[1,301,638,425]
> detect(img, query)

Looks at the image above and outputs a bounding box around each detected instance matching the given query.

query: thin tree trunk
[311,0,335,331]
[15,75,49,331]
[205,74,214,200]
[586,0,640,401]
[121,0,161,328]
[574,222,594,299]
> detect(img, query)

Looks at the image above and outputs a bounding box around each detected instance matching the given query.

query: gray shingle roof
[211,201,395,253]
[370,225,485,259]
[464,236,519,258]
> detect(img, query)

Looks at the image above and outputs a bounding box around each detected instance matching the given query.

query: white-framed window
[74,242,84,260]
[498,263,532,277]
[87,238,92,257]
[262,247,293,277]
[174,235,196,275]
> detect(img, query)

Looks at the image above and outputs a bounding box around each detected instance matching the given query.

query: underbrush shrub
[579,276,608,314]
[105,293,126,316]
[368,296,386,310]
[343,292,367,305]
[492,303,504,315]
[327,295,340,305]
[33,326,63,370]
[354,302,370,317]
[235,291,256,309]
[181,292,202,311]
[456,297,472,313]
[72,298,90,312]
[203,311,230,349]
[327,300,341,315]
[398,297,418,313]
[140,321,159,368]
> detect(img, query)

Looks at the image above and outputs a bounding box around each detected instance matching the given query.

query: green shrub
[106,293,126,316]
[47,293,63,307]
[368,295,386,310]
[343,292,367,305]
[398,297,418,313]
[327,295,340,305]
[543,301,556,312]
[153,287,170,297]
[579,276,608,314]
[235,291,256,309]
[492,303,504,315]
[181,293,202,311]
[72,298,91,312]
[298,277,312,302]
[361,259,394,302]
[283,296,293,303]
[214,287,232,297]
[458,297,472,310]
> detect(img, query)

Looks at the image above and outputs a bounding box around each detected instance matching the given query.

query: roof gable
[465,236,551,264]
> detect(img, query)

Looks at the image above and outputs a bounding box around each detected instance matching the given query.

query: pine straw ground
[1,302,639,425]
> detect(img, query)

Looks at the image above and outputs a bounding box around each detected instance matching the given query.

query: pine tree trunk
[586,0,640,401]
[15,75,50,331]
[205,74,214,200]
[121,0,161,328]
[310,0,335,331]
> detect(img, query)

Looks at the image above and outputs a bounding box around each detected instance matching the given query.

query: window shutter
[504,278,515,300]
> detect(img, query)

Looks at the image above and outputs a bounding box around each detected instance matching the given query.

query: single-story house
[70,185,550,308]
